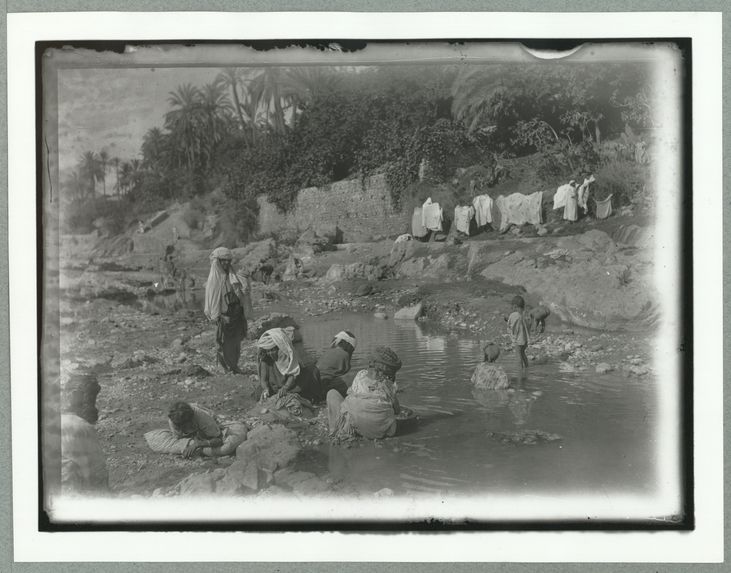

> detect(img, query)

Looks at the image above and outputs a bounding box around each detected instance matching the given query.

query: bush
[182,196,207,230]
[594,160,649,207]
[61,197,131,235]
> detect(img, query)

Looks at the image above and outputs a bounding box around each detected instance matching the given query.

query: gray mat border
[2,1,728,571]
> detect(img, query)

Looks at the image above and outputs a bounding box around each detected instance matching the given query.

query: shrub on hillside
[593,160,649,207]
[182,196,207,230]
[61,197,130,235]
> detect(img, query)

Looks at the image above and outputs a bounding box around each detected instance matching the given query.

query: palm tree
[200,82,233,164]
[216,67,247,131]
[165,83,204,170]
[450,65,519,135]
[111,157,121,198]
[119,161,133,195]
[98,150,109,196]
[79,151,103,198]
[249,68,290,136]
[141,127,169,169]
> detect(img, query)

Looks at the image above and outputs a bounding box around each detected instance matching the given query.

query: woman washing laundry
[315,330,357,398]
[204,247,250,374]
[257,327,325,403]
[327,346,413,440]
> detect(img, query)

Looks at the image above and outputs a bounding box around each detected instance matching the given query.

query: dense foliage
[62,61,657,237]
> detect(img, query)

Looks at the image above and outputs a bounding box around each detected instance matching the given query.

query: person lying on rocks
[327,346,413,440]
[257,327,325,403]
[144,401,247,458]
[315,330,356,398]
[526,305,551,334]
[60,372,109,495]
[471,343,509,390]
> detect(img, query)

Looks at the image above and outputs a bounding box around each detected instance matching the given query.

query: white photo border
[8,11,723,562]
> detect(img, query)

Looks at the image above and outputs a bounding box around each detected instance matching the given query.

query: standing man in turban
[327,346,405,440]
[60,372,109,495]
[204,247,249,374]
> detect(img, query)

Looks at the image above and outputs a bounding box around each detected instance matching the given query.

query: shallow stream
[297,313,656,497]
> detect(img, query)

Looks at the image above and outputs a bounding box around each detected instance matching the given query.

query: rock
[373,312,388,320]
[232,239,277,275]
[324,262,384,283]
[536,225,549,237]
[175,353,187,363]
[176,471,217,495]
[296,229,336,254]
[595,362,613,374]
[374,487,394,497]
[248,313,300,341]
[509,226,523,236]
[182,364,211,378]
[236,424,302,472]
[355,283,373,297]
[282,256,304,282]
[394,301,423,320]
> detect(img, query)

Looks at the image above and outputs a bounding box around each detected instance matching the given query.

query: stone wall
[257,174,407,243]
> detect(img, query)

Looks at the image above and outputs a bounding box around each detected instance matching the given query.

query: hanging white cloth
[472,194,493,226]
[577,174,596,213]
[553,181,576,210]
[454,206,475,235]
[422,198,443,232]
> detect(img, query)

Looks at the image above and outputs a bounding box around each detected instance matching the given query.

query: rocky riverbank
[56,218,657,498]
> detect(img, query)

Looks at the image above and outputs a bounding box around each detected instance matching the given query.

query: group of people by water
[59,247,551,495]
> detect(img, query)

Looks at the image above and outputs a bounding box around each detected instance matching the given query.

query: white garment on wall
[454,205,475,235]
[422,198,443,232]
[472,194,493,226]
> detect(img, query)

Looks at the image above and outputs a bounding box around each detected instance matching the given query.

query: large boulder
[479,230,657,330]
[236,423,302,472]
[232,239,278,274]
[296,229,336,255]
[324,262,385,283]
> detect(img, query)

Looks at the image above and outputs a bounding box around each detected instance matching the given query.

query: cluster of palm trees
[63,150,141,201]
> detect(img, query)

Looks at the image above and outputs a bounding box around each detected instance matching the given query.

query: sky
[56,67,221,176]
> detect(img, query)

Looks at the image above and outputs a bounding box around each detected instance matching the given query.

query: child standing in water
[507,295,529,371]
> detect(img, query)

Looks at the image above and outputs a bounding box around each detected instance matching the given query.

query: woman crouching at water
[257,327,324,402]
[327,346,409,440]
[204,247,249,374]
[315,330,357,398]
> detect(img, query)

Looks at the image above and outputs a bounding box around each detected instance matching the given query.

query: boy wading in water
[507,295,529,371]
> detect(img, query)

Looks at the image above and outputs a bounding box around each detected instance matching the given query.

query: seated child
[470,343,510,390]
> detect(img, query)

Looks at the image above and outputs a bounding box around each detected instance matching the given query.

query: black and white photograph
[7,9,723,563]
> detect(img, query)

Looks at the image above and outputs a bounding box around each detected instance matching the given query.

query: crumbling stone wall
[257,174,407,242]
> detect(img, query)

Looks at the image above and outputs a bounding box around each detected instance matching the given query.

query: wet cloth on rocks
[472,194,494,226]
[553,181,575,210]
[329,369,400,440]
[454,205,475,235]
[61,413,109,494]
[577,175,596,213]
[421,198,444,232]
[411,207,428,238]
[594,194,613,220]
[256,327,300,377]
[495,191,543,232]
[395,233,413,244]
[274,392,314,416]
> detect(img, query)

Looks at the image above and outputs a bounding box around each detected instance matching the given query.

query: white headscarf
[204,247,245,321]
[256,327,300,377]
[332,331,357,350]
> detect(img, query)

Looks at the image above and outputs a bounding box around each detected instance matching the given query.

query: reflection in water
[301,312,656,496]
